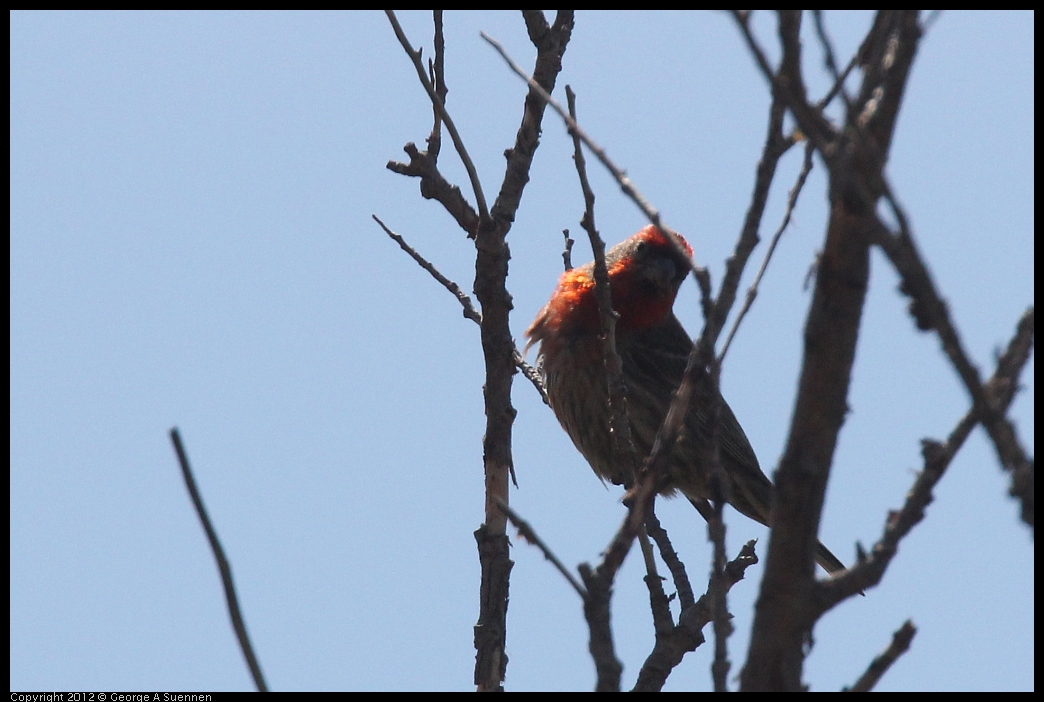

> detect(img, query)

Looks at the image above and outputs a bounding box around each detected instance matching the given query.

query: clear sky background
[10,10,1033,692]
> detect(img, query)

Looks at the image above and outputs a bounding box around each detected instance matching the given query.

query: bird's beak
[646,256,681,292]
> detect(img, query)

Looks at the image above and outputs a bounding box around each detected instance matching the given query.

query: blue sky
[11,10,1033,692]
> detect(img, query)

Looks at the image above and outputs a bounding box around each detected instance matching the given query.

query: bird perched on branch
[526,224,846,575]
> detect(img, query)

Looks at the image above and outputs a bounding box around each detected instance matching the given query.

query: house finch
[526,225,846,575]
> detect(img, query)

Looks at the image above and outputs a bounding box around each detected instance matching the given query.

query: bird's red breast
[525,225,692,351]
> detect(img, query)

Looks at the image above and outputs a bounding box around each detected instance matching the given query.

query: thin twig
[812,11,861,112]
[719,142,815,361]
[706,89,792,367]
[373,215,481,324]
[561,229,574,271]
[637,524,659,582]
[514,349,551,407]
[386,11,489,221]
[566,84,639,483]
[496,498,585,598]
[169,428,268,693]
[820,54,861,113]
[812,11,842,84]
[372,215,549,406]
[846,620,917,692]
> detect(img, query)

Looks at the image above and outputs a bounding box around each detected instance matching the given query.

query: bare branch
[708,498,732,692]
[473,524,513,692]
[637,526,675,639]
[698,367,734,694]
[579,562,624,692]
[496,498,585,598]
[850,12,922,157]
[488,10,575,229]
[644,508,695,612]
[812,10,843,86]
[471,12,575,691]
[846,621,917,692]
[372,215,549,406]
[632,541,759,692]
[425,11,446,161]
[813,308,1035,610]
[386,141,480,237]
[871,199,1034,526]
[742,12,923,691]
[514,349,551,407]
[921,10,944,33]
[386,10,489,221]
[373,215,481,324]
[169,428,268,693]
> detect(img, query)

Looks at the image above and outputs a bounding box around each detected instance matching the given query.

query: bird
[525,224,847,575]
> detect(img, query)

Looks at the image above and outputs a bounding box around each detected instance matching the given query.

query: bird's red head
[526,225,693,350]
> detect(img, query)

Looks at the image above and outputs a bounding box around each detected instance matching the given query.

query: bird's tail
[815,540,847,575]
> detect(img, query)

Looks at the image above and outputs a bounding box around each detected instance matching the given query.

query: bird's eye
[634,240,648,256]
